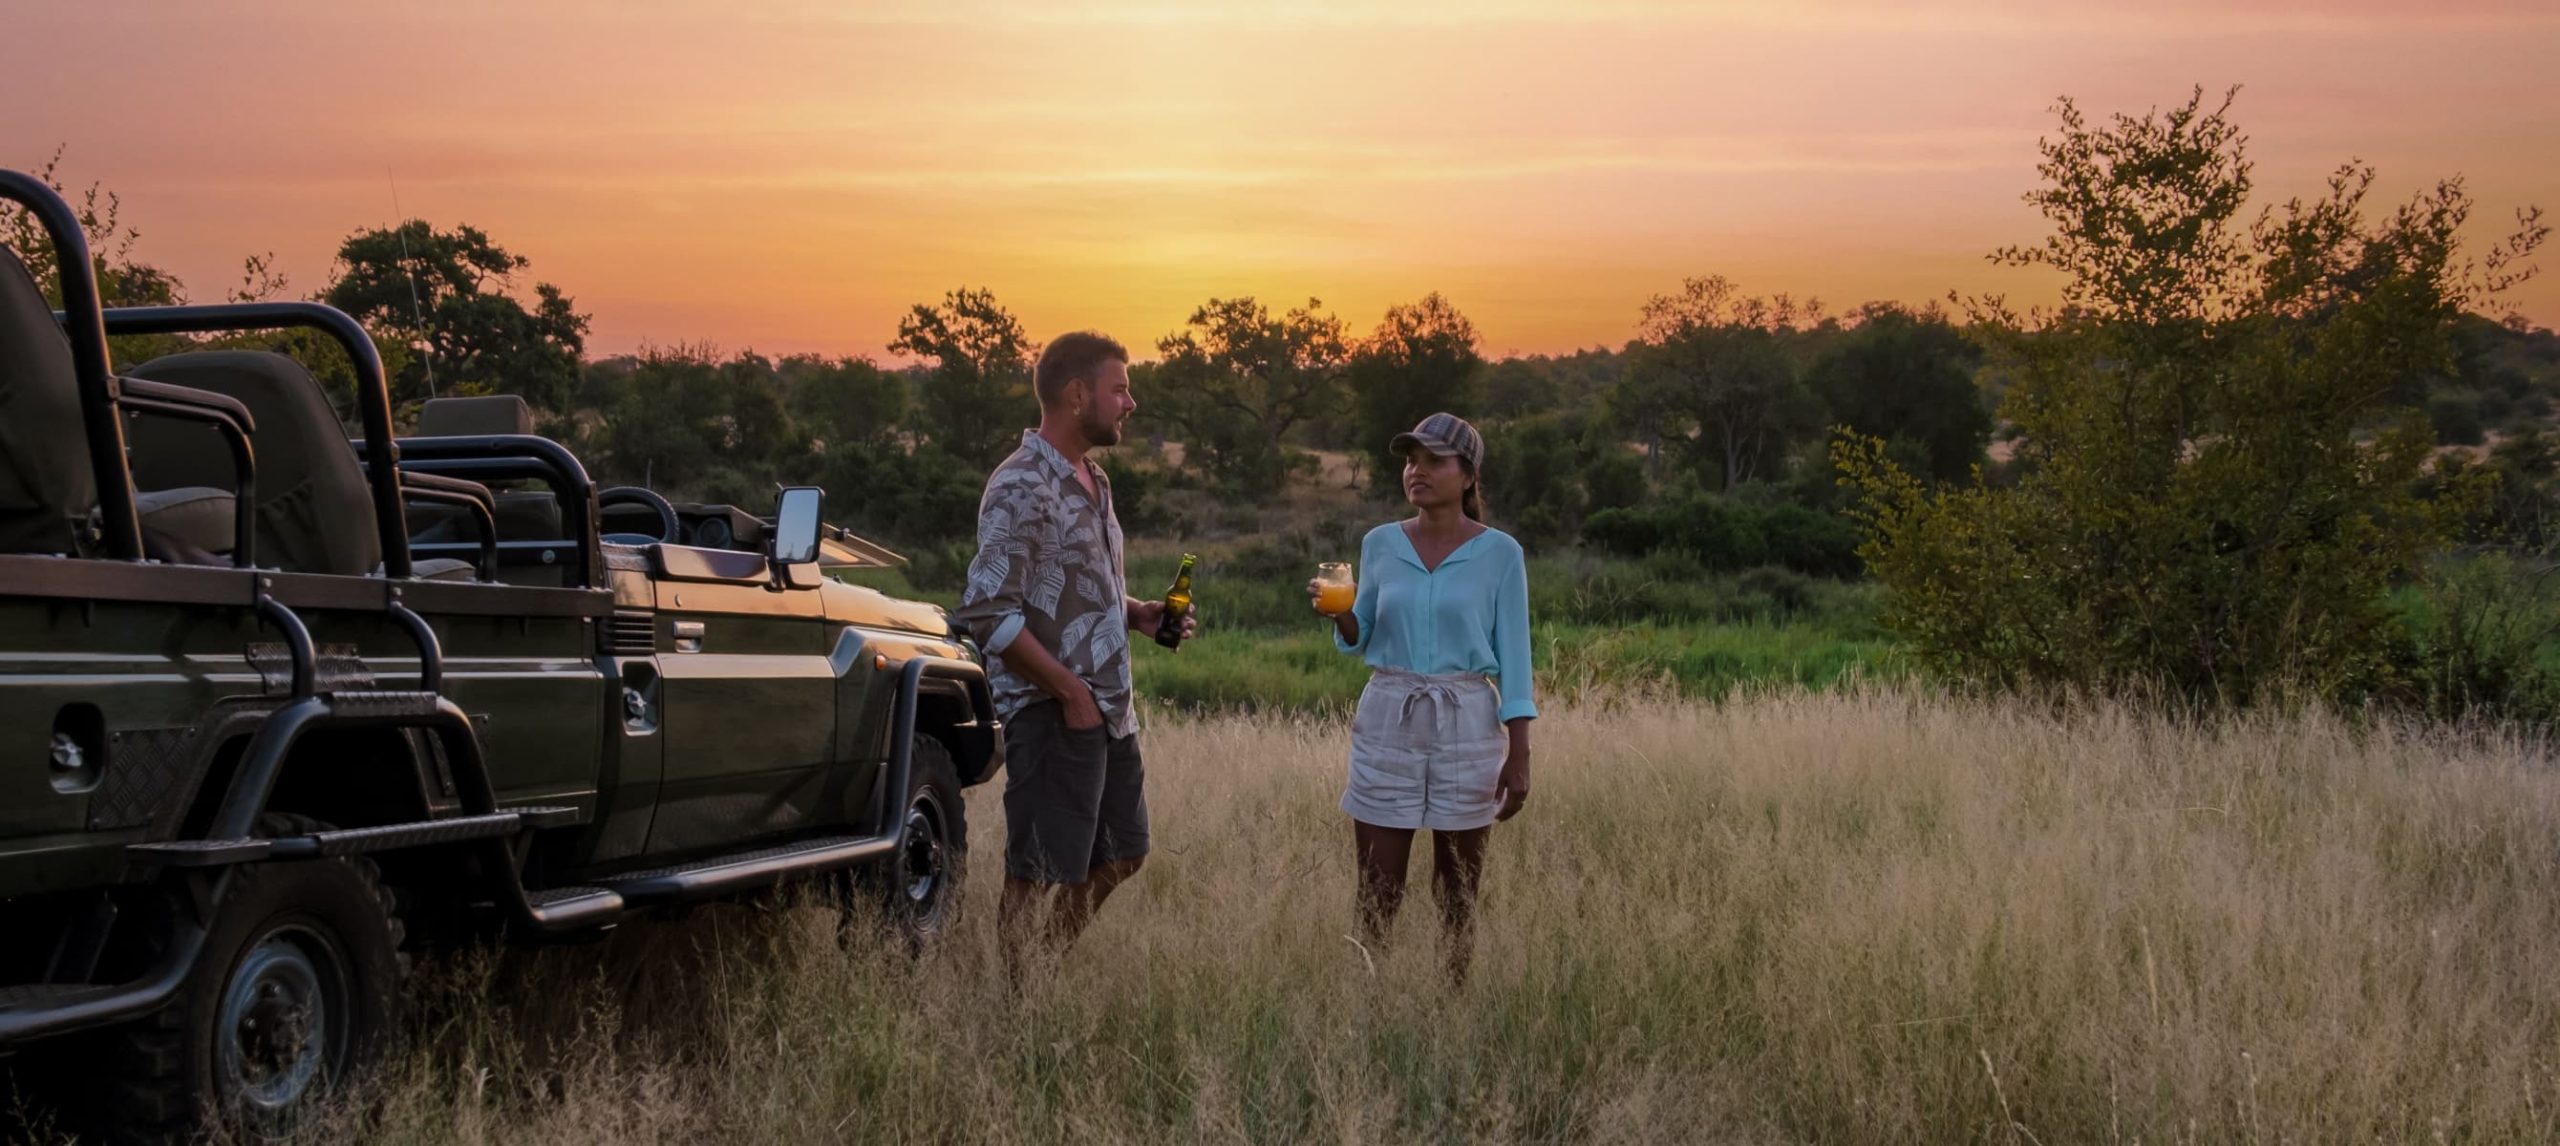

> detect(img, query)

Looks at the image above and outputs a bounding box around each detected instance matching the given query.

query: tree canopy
[325,220,589,411]
[888,287,1035,472]
[1838,87,2549,705]
[1149,296,1348,496]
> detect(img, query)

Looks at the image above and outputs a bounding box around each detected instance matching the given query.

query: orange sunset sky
[8,0,2558,361]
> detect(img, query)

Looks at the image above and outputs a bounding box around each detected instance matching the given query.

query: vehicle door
[642,547,837,854]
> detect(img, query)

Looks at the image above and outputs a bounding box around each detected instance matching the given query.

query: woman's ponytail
[1461,461,1486,523]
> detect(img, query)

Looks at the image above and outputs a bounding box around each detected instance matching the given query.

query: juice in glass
[1316,562,1356,615]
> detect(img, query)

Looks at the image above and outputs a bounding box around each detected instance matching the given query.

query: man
[955,330,1192,977]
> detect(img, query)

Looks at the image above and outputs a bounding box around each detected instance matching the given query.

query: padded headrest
[0,247,98,554]
[128,350,381,576]
[418,394,534,437]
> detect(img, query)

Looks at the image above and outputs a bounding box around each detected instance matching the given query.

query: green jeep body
[0,170,999,1138]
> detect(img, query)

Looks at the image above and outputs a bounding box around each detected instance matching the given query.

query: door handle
[671,621,705,653]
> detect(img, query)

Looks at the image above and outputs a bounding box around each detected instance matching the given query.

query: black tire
[88,813,406,1143]
[863,734,967,950]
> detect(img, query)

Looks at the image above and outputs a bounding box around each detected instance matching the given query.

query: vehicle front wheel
[91,814,405,1142]
[862,734,967,951]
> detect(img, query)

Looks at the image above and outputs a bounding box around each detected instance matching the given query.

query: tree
[324,221,589,412]
[1837,87,2546,705]
[2,148,184,312]
[1805,303,1989,483]
[1480,412,1586,548]
[888,287,1034,472]
[1613,277,1824,490]
[596,344,798,498]
[1149,296,1347,495]
[1481,357,1563,420]
[3,149,206,368]
[1350,293,1485,495]
[781,354,909,454]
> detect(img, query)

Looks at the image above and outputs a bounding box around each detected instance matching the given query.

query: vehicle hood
[820,578,955,638]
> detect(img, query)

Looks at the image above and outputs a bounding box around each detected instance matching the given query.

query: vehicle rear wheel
[862,734,967,951]
[86,813,405,1143]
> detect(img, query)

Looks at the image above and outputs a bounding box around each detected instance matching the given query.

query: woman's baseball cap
[1389,411,1484,470]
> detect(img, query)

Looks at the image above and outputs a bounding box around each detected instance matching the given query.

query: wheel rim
[900,792,946,913]
[216,924,347,1114]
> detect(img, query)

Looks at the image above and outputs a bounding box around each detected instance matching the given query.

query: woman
[1308,411,1535,985]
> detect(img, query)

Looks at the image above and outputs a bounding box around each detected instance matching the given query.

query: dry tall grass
[315,689,2560,1144]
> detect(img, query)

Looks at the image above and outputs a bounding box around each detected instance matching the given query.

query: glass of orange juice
[1316,562,1356,615]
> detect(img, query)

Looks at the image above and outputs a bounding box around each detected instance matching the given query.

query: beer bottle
[1154,553,1198,650]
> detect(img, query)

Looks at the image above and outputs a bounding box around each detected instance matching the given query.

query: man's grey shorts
[1002,699,1149,885]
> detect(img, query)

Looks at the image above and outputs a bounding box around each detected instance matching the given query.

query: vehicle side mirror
[771,486,823,569]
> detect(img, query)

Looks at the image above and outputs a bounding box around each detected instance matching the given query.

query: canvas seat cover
[127,350,382,577]
[410,394,562,541]
[0,248,97,554]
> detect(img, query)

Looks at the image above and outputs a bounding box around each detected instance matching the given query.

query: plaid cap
[1389,411,1485,470]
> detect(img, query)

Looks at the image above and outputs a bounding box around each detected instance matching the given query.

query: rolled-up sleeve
[1492,543,1538,722]
[955,477,1042,654]
[1334,529,1381,656]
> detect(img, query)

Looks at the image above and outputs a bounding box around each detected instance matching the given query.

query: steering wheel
[597,486,681,546]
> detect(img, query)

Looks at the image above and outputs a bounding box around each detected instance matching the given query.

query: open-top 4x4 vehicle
[0,171,1001,1141]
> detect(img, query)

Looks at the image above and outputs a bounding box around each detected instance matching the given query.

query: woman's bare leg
[1431,827,1491,986]
[1353,821,1415,949]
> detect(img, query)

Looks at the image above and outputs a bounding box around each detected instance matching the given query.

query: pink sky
[8,1,2556,359]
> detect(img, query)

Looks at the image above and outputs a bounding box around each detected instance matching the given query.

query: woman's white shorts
[1342,668,1506,831]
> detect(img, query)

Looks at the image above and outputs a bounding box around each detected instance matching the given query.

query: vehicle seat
[0,248,98,554]
[133,485,237,564]
[410,394,563,539]
[126,350,386,577]
[108,388,243,565]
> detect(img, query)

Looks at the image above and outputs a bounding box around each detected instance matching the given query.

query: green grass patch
[1134,619,1908,716]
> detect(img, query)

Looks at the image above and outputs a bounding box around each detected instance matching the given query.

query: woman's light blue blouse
[1335,522,1539,723]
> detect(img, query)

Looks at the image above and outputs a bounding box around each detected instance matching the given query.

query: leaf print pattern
[952,430,1140,737]
[1031,561,1068,616]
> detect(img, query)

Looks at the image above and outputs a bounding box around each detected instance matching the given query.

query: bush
[1480,414,1584,551]
[1734,565,1816,614]
[899,540,980,596]
[1580,493,1861,578]
[2387,555,2560,722]
[818,444,989,551]
[1580,506,1662,557]
[1581,450,1647,514]
[2429,390,2487,446]
[1100,454,1170,535]
[1755,503,1864,579]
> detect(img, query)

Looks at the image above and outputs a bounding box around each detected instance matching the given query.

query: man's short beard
[1084,410,1122,447]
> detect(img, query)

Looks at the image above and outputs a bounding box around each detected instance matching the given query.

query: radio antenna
[389,168,436,400]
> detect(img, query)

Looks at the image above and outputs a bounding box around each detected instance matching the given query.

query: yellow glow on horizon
[4,0,2555,361]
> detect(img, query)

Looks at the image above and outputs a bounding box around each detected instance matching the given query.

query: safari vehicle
[0,170,999,1140]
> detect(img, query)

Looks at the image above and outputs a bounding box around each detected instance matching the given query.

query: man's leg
[1048,854,1144,949]
[999,875,1053,984]
[1430,827,1491,986]
[1046,729,1150,954]
[998,701,1102,981]
[1354,821,1416,949]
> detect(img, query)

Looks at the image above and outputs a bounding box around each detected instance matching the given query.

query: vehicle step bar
[0,924,207,1044]
[0,982,124,1012]
[522,885,626,929]
[128,806,583,868]
[598,834,899,906]
[497,656,948,934]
